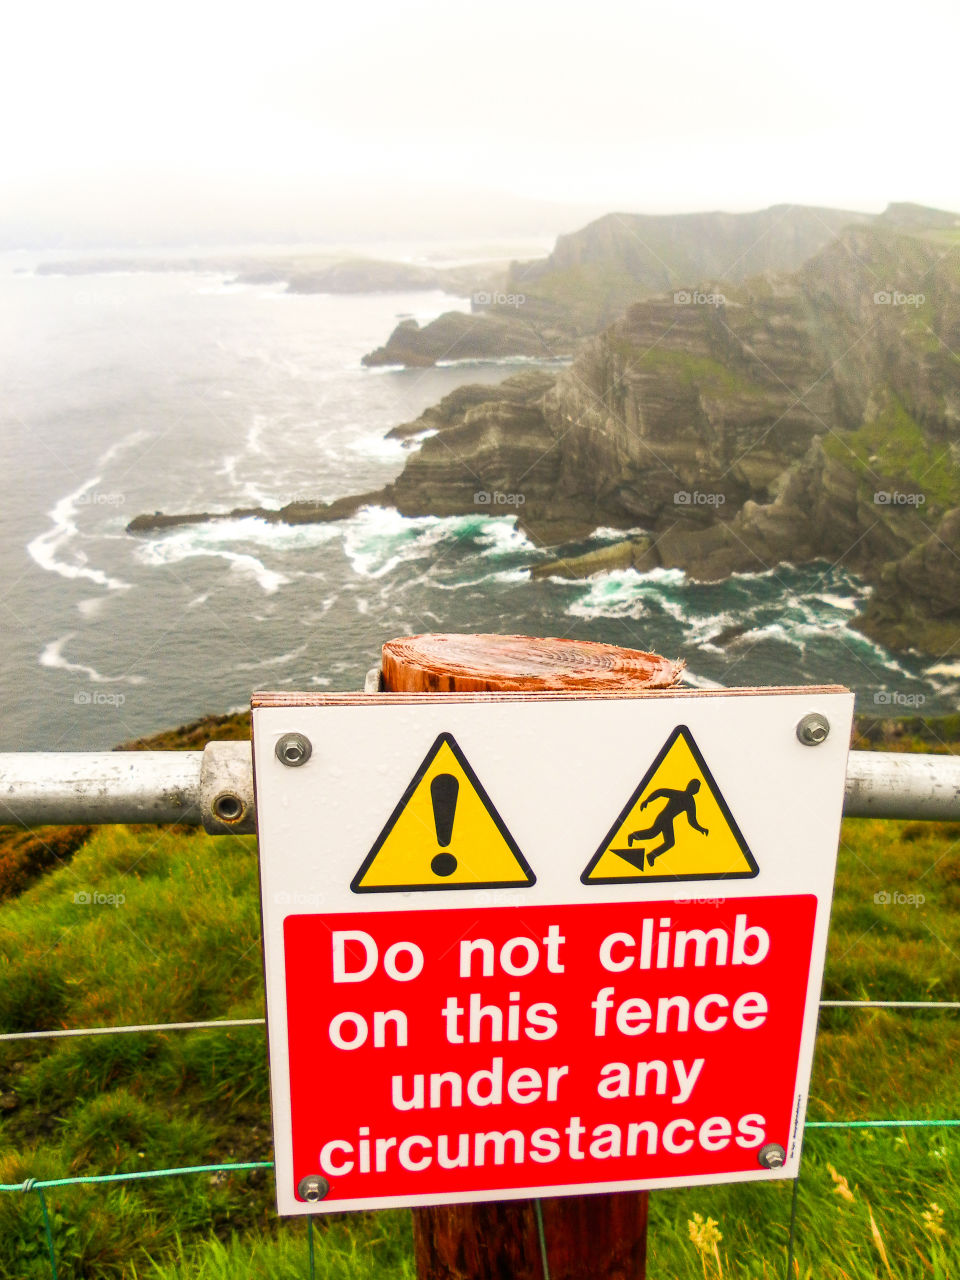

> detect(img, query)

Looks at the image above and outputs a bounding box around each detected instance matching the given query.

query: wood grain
[381,632,684,694]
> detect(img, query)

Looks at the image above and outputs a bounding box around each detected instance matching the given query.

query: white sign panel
[252,687,853,1215]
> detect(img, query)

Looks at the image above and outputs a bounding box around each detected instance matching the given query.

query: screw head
[797,712,830,746]
[758,1142,786,1169]
[276,733,312,767]
[297,1174,329,1202]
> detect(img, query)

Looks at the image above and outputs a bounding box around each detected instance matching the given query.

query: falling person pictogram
[621,778,708,870]
[581,725,759,885]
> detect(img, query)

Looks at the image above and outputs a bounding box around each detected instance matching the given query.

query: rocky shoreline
[35,253,501,298]
[127,204,960,658]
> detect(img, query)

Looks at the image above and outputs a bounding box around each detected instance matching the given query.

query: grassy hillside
[1,719,959,1278]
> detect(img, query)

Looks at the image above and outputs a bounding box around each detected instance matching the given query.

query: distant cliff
[361,203,875,367]
[35,253,500,298]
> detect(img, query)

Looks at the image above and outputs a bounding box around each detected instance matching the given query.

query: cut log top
[381,633,684,694]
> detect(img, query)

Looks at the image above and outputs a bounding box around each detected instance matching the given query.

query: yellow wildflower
[922,1201,946,1241]
[827,1163,855,1203]
[688,1212,723,1249]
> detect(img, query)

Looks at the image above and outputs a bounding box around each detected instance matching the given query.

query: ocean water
[0,250,953,751]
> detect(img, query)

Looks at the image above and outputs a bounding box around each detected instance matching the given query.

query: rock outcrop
[362,203,877,368]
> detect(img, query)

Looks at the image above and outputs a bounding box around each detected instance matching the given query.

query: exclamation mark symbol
[430,773,459,878]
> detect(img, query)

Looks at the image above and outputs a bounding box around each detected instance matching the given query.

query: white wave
[28,479,133,591]
[435,355,572,370]
[245,415,268,456]
[564,566,687,620]
[588,525,650,542]
[76,597,107,619]
[346,433,408,461]
[235,643,309,672]
[816,592,859,612]
[680,669,726,690]
[227,552,289,594]
[39,633,144,684]
[138,515,339,555]
[135,521,300,594]
[926,660,960,677]
[723,621,805,653]
[477,517,538,557]
[340,506,446,578]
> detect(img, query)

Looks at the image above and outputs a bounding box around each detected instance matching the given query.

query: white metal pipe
[1,746,959,830]
[842,750,960,820]
[0,751,203,826]
[0,741,256,832]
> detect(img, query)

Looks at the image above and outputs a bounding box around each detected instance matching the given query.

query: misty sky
[4,0,958,245]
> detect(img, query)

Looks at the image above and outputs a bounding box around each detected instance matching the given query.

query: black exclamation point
[430,773,459,877]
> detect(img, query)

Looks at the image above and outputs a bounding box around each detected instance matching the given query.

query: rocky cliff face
[362,203,876,368]
[377,218,960,652]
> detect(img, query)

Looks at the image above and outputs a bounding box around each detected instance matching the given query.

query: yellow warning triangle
[582,725,758,885]
[352,733,535,893]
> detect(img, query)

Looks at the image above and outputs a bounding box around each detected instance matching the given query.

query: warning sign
[283,895,815,1208]
[251,685,854,1214]
[352,733,535,893]
[582,726,759,885]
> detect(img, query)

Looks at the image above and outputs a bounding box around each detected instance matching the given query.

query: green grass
[522,263,647,329]
[621,345,769,400]
[823,394,960,513]
[2,773,960,1276]
[127,1218,415,1279]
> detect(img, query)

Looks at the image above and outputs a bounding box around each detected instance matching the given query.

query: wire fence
[2,1002,957,1280]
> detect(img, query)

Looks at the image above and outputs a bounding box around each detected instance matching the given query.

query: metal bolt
[758,1143,786,1169]
[297,1174,329,1202]
[797,712,830,746]
[276,733,312,767]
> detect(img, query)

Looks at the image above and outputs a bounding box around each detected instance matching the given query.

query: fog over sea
[0,244,952,751]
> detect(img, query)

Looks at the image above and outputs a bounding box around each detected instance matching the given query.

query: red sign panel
[283,895,816,1204]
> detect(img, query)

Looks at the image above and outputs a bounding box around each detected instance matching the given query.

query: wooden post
[380,632,683,1280]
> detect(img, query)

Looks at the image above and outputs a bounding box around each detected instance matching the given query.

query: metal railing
[3,744,960,832]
